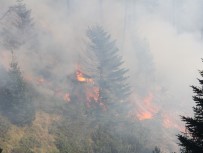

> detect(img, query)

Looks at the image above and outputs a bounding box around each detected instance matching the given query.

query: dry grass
[0,111,61,153]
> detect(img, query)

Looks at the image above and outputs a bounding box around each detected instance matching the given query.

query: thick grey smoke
[1,0,203,152]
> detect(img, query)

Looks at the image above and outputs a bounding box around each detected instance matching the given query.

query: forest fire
[137,112,153,120]
[134,91,184,132]
[76,69,94,84]
[136,92,158,121]
[73,67,108,111]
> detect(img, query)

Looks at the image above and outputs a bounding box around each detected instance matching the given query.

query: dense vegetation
[0,2,153,153]
[177,61,203,153]
[1,1,203,153]
[0,53,35,125]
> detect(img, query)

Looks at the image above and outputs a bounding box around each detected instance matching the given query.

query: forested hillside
[0,1,203,153]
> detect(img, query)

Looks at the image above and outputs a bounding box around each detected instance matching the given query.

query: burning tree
[83,26,131,116]
[0,52,35,125]
[177,60,203,153]
[53,27,156,153]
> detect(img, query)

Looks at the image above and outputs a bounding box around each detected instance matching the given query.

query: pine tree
[177,60,203,153]
[0,52,35,125]
[84,26,131,115]
[0,1,34,50]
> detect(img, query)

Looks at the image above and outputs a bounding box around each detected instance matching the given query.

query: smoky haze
[0,0,203,152]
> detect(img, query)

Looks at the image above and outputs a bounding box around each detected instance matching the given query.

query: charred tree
[177,60,203,153]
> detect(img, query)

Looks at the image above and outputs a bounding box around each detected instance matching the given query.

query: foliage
[0,117,10,139]
[52,101,149,153]
[0,53,35,125]
[10,134,40,153]
[84,26,131,116]
[177,60,203,153]
[11,147,34,153]
[51,102,90,153]
[54,119,149,153]
[90,125,121,153]
[19,136,41,150]
[0,1,34,50]
[90,125,144,153]
[51,26,151,153]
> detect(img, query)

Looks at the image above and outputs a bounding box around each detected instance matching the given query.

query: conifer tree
[0,52,35,125]
[177,60,203,153]
[85,26,131,115]
[0,1,34,50]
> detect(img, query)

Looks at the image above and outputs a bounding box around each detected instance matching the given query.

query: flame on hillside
[74,66,107,110]
[23,65,182,132]
[131,91,184,131]
[76,69,94,84]
[19,63,185,134]
[136,92,157,120]
[137,112,153,120]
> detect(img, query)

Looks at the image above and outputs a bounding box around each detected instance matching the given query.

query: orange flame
[74,65,108,111]
[137,112,153,120]
[136,92,157,120]
[76,68,94,84]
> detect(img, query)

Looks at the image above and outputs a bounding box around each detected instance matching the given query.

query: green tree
[177,60,203,153]
[0,1,34,50]
[0,52,35,125]
[84,26,131,115]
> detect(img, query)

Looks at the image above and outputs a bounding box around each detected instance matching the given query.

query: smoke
[1,0,203,152]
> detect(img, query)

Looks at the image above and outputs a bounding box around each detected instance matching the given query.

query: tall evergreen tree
[0,52,35,125]
[177,60,203,153]
[84,26,131,115]
[0,1,34,50]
